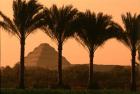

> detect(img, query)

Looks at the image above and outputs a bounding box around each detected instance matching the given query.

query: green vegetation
[1,89,140,94]
[1,65,140,89]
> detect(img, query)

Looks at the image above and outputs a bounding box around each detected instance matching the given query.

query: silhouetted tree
[119,12,140,91]
[42,5,78,87]
[74,10,121,89]
[0,0,44,89]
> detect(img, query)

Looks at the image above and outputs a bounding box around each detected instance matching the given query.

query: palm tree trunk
[19,37,25,89]
[88,49,94,88]
[57,41,63,86]
[131,47,136,91]
[138,49,140,61]
[0,31,1,88]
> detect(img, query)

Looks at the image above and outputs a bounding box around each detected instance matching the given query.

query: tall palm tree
[42,5,78,87]
[74,11,121,89]
[0,0,44,89]
[120,13,140,91]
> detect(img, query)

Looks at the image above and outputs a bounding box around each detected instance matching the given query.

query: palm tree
[0,0,44,89]
[42,5,78,87]
[74,10,121,89]
[120,13,140,91]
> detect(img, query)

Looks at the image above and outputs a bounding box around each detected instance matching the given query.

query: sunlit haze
[1,0,140,67]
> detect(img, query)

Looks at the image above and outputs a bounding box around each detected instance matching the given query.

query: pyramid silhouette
[25,43,71,69]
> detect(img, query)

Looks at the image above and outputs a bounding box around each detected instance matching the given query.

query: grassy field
[1,89,140,94]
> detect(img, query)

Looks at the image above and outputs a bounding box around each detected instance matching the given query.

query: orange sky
[0,0,140,67]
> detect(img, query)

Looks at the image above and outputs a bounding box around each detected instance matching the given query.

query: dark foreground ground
[1,89,140,94]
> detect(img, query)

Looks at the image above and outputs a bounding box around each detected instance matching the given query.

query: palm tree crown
[43,4,78,44]
[121,13,140,50]
[75,10,119,52]
[0,0,44,39]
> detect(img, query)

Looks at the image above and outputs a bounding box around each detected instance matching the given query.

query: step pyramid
[25,43,71,69]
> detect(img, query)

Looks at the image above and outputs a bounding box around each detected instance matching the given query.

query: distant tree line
[1,65,140,89]
[0,0,140,91]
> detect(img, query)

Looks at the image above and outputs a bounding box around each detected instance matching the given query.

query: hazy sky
[0,0,140,67]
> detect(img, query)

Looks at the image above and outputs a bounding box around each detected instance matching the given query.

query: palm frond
[0,11,20,38]
[0,21,12,33]
[25,10,45,38]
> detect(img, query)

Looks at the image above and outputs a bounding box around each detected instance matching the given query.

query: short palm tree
[0,0,44,89]
[75,10,121,89]
[120,12,140,91]
[42,5,78,87]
